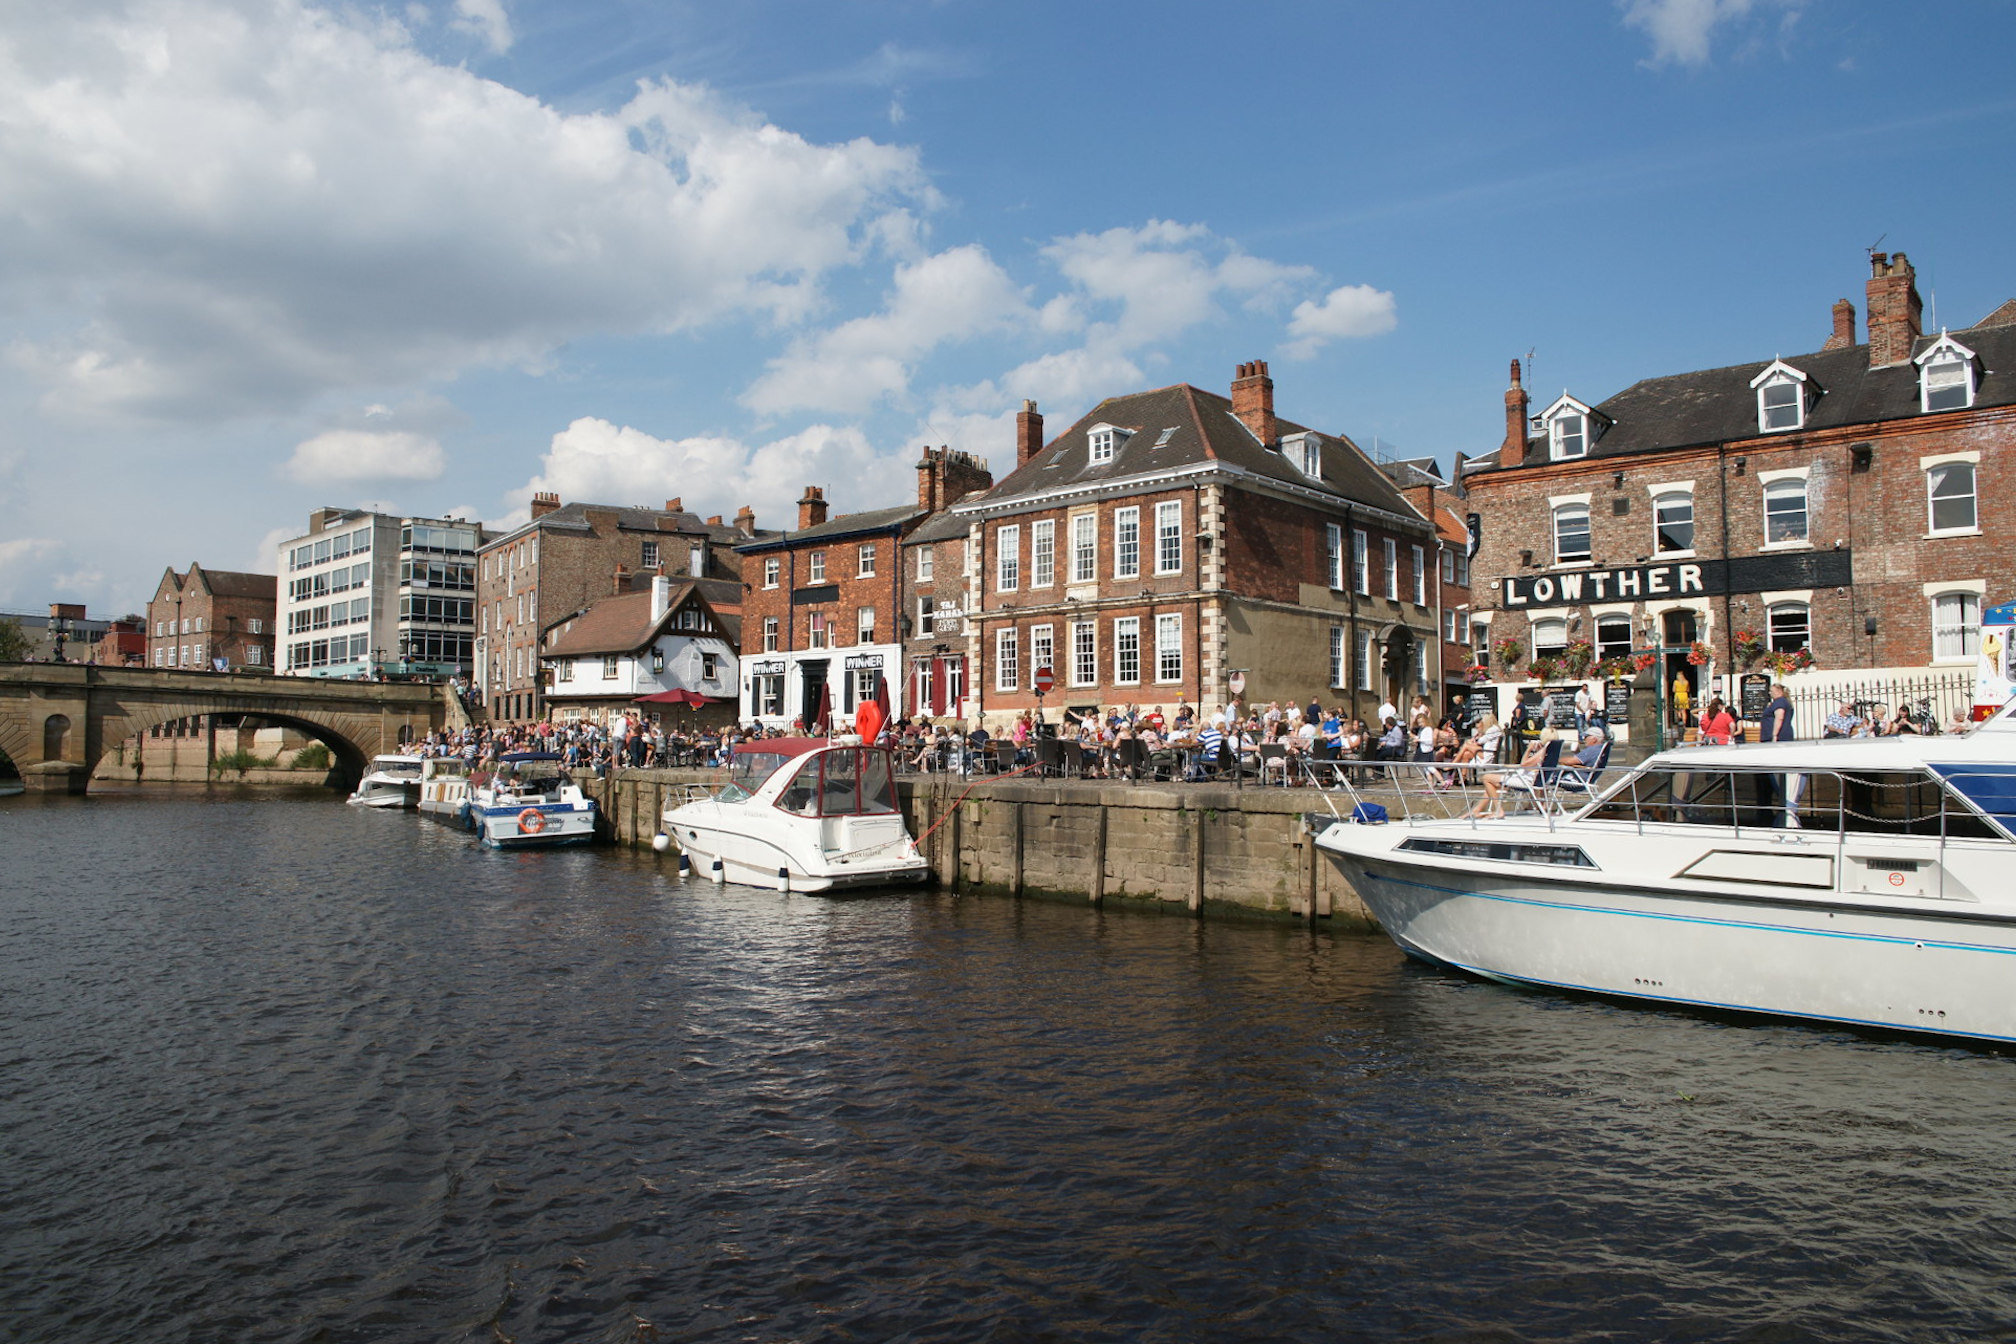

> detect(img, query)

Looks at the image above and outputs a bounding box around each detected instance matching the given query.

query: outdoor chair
[1502,739,1565,812]
[1033,738,1066,778]
[1113,738,1147,781]
[1551,741,1611,804]
[1258,743,1290,786]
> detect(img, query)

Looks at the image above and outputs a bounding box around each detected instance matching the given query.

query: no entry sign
[1033,666,1054,694]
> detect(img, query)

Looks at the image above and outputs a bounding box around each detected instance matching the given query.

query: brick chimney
[705,514,723,526]
[1231,360,1276,447]
[917,446,944,513]
[797,486,828,531]
[1821,298,1856,351]
[1016,399,1045,469]
[530,491,560,519]
[1866,251,1923,368]
[734,505,756,537]
[1500,359,1530,470]
[612,562,629,595]
[664,497,682,514]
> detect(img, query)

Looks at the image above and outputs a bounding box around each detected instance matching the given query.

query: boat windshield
[773,748,898,818]
[373,758,423,778]
[721,750,794,804]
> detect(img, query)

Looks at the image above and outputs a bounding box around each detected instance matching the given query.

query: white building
[540,576,741,727]
[276,508,487,678]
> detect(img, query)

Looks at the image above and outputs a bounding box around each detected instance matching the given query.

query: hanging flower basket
[1685,640,1714,667]
[1465,663,1490,682]
[1563,638,1596,677]
[1632,651,1658,673]
[1492,635,1526,669]
[1733,629,1767,665]
[1765,646,1815,676]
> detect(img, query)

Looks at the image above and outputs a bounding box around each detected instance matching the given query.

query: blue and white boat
[1315,700,2016,1044]
[466,752,598,849]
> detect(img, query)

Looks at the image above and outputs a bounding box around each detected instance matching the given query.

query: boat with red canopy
[657,736,928,891]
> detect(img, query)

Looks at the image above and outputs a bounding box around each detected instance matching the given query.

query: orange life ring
[519,807,547,834]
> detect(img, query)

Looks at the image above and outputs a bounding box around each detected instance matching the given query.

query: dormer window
[1541,395,1596,461]
[1283,431,1323,478]
[1086,424,1131,463]
[1749,360,1809,433]
[1916,334,1978,413]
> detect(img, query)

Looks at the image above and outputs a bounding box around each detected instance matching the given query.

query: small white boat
[347,753,423,808]
[417,755,470,819]
[659,737,928,892]
[466,752,598,848]
[1315,702,2016,1044]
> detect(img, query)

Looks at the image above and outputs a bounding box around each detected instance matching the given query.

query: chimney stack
[663,497,683,514]
[613,562,629,595]
[530,491,561,519]
[797,486,828,531]
[650,573,671,622]
[1500,359,1530,470]
[1865,251,1923,368]
[734,505,756,537]
[706,514,722,526]
[1231,360,1276,447]
[1015,399,1045,468]
[917,446,942,513]
[917,445,993,515]
[1822,298,1857,350]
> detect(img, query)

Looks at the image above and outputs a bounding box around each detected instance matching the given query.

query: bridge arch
[100,704,375,790]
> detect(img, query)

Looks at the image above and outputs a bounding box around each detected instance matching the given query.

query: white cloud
[1040,221,1315,349]
[1619,0,1803,67]
[0,0,929,422]
[450,0,513,55]
[743,245,1031,417]
[519,416,913,531]
[1281,284,1399,359]
[285,430,446,482]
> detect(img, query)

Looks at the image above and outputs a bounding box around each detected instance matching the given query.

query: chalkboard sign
[1464,688,1495,726]
[1739,673,1771,722]
[1604,678,1633,723]
[1542,685,1581,729]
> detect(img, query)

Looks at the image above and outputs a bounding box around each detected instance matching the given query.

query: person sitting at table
[1470,733,1565,819]
[1192,719,1226,779]
[1173,703,1195,733]
[1452,713,1502,779]
[1373,716,1406,762]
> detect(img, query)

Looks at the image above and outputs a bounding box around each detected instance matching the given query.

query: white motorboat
[1314,703,2016,1044]
[417,755,470,819]
[658,737,928,892]
[347,753,423,808]
[466,752,598,848]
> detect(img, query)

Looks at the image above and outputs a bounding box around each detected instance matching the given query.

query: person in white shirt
[1377,698,1398,724]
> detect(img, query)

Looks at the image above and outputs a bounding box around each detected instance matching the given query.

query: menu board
[1464,688,1495,726]
[1542,685,1581,729]
[1739,673,1772,722]
[1604,678,1633,723]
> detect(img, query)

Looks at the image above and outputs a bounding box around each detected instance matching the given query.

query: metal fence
[1783,669,1973,738]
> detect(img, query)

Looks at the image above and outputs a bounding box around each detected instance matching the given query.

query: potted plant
[1528,655,1561,683]
[1766,646,1815,676]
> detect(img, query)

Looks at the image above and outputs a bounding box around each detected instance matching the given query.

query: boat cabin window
[1588,766,2001,839]
[771,748,899,818]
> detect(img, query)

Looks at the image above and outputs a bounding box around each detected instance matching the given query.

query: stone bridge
[0,664,444,793]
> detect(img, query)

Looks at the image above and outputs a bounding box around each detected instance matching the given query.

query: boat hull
[472,803,597,849]
[664,801,928,893]
[347,782,419,809]
[1324,845,2016,1044]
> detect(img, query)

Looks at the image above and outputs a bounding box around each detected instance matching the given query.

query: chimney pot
[1230,359,1276,447]
[530,491,561,519]
[1500,358,1531,471]
[1015,400,1045,469]
[797,486,828,531]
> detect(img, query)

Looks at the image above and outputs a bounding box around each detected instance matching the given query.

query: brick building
[1463,252,2016,727]
[1385,457,1475,716]
[737,446,991,728]
[900,445,997,719]
[477,496,763,725]
[147,564,278,671]
[952,362,1440,728]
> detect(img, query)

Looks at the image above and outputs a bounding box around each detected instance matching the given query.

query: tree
[0,617,30,663]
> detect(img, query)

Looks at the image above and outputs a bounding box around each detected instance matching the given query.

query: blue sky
[2,0,2012,616]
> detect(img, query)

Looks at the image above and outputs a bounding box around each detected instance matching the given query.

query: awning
[634,689,722,707]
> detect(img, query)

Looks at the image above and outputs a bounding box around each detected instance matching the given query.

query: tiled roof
[736,503,924,551]
[960,382,1420,519]
[1474,318,2016,473]
[903,501,981,546]
[193,566,278,600]
[543,582,737,657]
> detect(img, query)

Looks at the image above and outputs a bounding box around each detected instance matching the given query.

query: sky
[2,0,2013,616]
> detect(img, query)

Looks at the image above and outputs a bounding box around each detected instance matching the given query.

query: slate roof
[1473,314,2016,474]
[959,382,1420,521]
[542,583,739,658]
[489,501,758,549]
[161,564,276,601]
[902,498,984,546]
[735,503,924,552]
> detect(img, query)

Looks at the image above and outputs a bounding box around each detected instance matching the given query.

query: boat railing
[1291,756,1608,831]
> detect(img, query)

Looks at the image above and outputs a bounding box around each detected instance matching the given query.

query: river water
[4,789,2015,1343]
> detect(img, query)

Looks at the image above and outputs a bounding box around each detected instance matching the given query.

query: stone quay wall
[577,767,1377,927]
